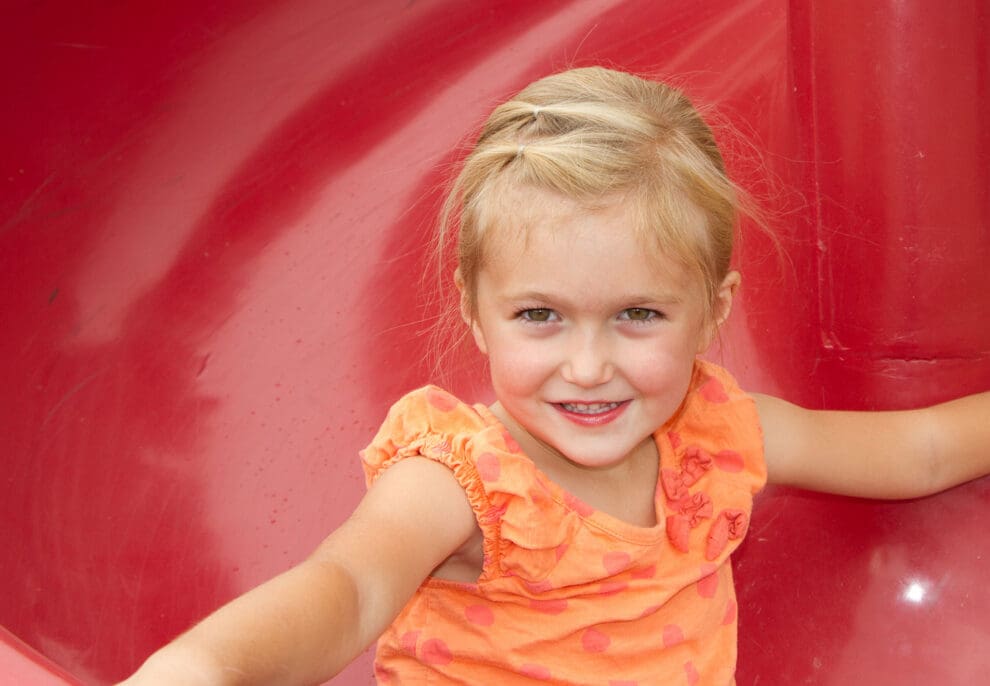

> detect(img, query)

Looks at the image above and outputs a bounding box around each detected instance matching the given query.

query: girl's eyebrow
[499,290,685,306]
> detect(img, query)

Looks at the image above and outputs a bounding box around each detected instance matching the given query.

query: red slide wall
[2,1,987,683]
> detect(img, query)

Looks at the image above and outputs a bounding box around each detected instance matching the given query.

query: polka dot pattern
[714,449,744,472]
[603,551,632,575]
[373,664,392,684]
[639,604,662,618]
[722,598,738,625]
[501,429,521,453]
[528,485,551,507]
[663,624,685,648]
[425,387,459,411]
[631,564,656,580]
[524,579,554,594]
[598,580,627,596]
[465,604,494,626]
[564,492,595,517]
[697,563,719,599]
[685,661,701,685]
[581,628,611,653]
[519,664,552,680]
[530,598,568,614]
[362,361,766,683]
[400,630,419,655]
[421,638,453,666]
[698,376,729,403]
[476,452,500,482]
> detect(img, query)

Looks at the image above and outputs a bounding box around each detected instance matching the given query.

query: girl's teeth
[561,402,620,414]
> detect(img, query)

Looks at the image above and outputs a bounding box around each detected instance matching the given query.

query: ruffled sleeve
[360,385,505,578]
[360,386,585,586]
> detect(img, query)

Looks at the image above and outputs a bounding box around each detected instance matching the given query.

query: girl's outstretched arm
[755,391,990,499]
[118,457,478,686]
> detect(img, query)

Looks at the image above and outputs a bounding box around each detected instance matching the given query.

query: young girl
[120,67,990,685]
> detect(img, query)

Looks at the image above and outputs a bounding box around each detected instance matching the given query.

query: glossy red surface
[2,1,987,684]
[0,627,81,686]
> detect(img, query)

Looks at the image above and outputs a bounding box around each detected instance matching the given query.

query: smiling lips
[555,400,630,426]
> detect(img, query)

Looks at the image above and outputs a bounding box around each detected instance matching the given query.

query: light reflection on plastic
[903,581,927,604]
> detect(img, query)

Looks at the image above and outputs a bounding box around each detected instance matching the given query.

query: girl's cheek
[489,342,553,384]
[629,348,696,391]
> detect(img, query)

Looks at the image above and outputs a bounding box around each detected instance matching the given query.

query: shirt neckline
[470,402,668,546]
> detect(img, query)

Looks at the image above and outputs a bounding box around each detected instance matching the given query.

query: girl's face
[463,187,735,472]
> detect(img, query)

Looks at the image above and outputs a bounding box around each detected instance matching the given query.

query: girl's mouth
[555,400,629,426]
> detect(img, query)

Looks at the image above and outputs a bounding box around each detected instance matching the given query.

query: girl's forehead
[479,185,700,288]
[478,190,703,300]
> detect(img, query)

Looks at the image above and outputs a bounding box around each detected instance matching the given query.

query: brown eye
[621,308,658,322]
[521,308,554,322]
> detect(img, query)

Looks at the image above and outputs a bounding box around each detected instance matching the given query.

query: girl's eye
[519,308,556,323]
[620,308,660,322]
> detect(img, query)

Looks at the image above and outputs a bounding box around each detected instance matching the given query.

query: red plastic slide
[2,1,987,683]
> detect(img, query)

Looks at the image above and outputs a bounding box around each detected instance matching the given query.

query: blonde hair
[432,66,755,372]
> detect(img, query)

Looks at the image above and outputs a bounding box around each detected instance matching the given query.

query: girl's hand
[756,391,990,499]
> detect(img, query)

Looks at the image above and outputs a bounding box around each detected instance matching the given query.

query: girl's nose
[561,334,614,387]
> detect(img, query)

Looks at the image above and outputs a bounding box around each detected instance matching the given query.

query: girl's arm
[119,457,478,686]
[755,391,990,499]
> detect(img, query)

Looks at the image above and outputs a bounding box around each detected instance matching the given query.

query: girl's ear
[698,270,740,352]
[713,270,741,328]
[454,268,488,355]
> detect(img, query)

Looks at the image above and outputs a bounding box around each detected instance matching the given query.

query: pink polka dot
[421,638,453,666]
[639,604,662,618]
[501,429,521,453]
[722,598,738,625]
[603,551,632,575]
[400,630,419,655]
[564,492,595,517]
[581,628,611,653]
[524,579,554,594]
[476,452,500,481]
[714,450,744,473]
[698,376,729,403]
[667,430,682,449]
[465,604,494,626]
[662,624,684,648]
[685,661,700,685]
[697,563,719,599]
[599,580,627,596]
[374,664,391,684]
[519,664,552,680]
[530,598,568,614]
[426,387,459,411]
[555,543,569,561]
[631,564,656,580]
[528,486,551,507]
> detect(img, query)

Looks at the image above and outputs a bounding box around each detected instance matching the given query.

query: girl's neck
[489,401,660,528]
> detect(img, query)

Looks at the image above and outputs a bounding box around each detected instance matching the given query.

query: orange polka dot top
[360,360,766,685]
